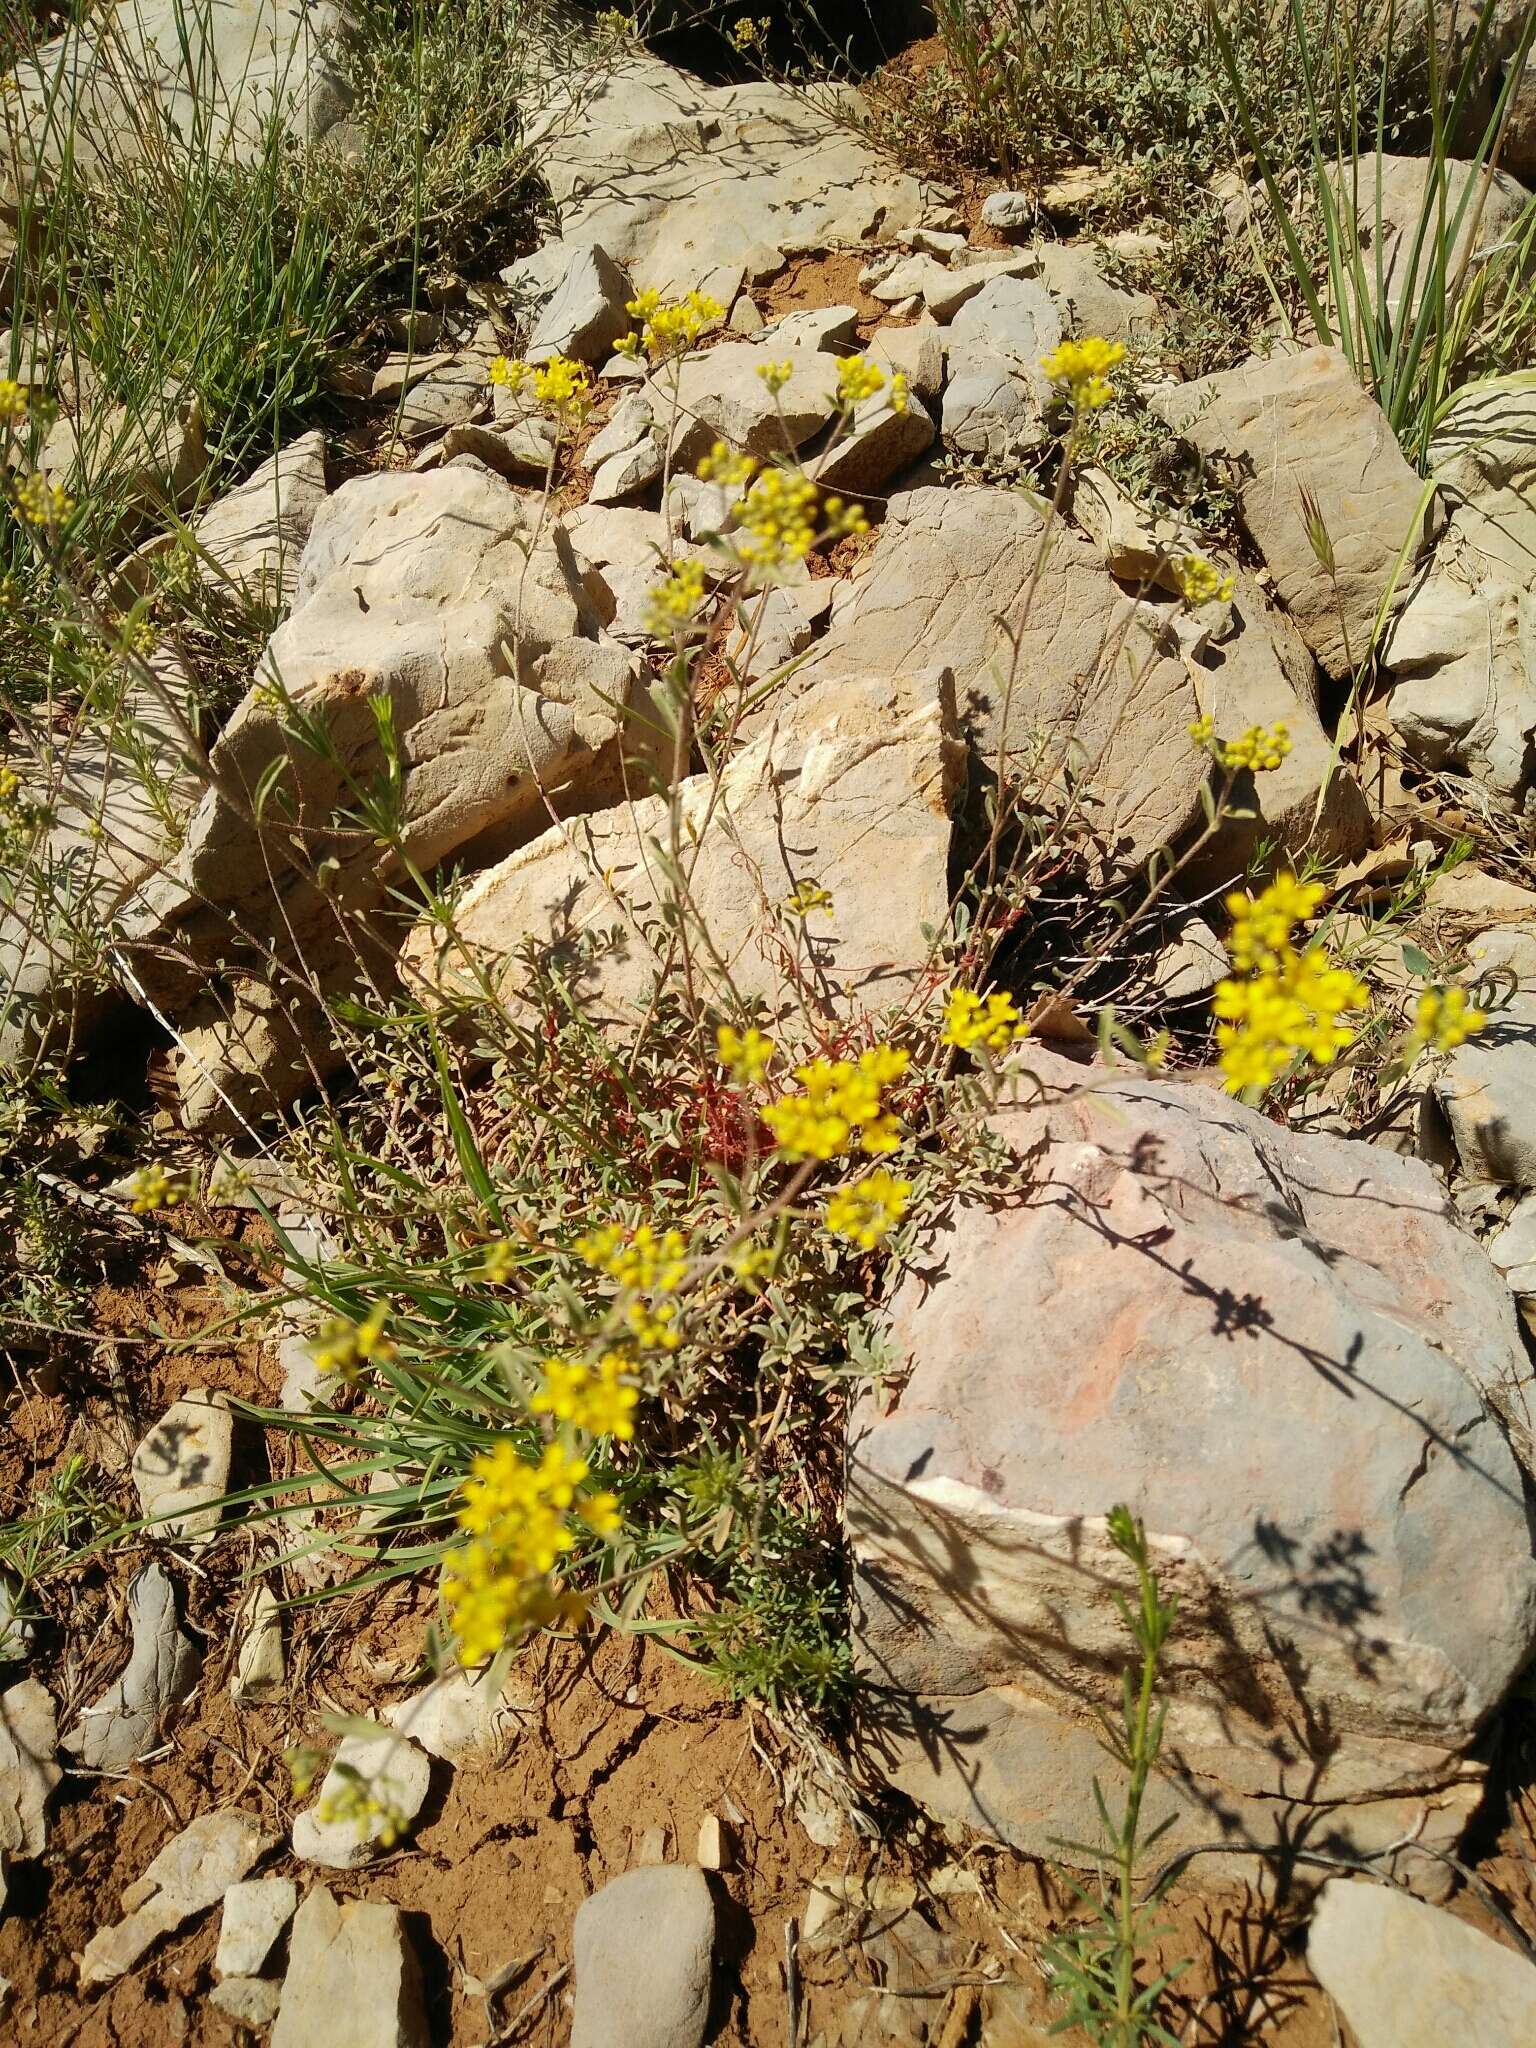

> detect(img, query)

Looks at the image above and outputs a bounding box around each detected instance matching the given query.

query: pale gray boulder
[1157,345,1440,676]
[850,1049,1536,1886]
[571,1865,715,2048]
[402,670,964,1031]
[191,429,330,607]
[525,241,632,364]
[1307,1878,1536,2047]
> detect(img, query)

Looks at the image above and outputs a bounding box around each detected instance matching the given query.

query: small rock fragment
[384,1667,528,1765]
[132,1389,233,1542]
[571,1865,715,2048]
[1307,1878,1536,2046]
[980,189,1033,231]
[0,1678,60,1859]
[695,1814,731,1871]
[62,1562,200,1771]
[211,1976,284,2026]
[233,1585,285,1705]
[439,420,551,481]
[525,242,632,364]
[79,1808,273,1988]
[271,1886,428,2048]
[216,1875,297,1978]
[291,1731,432,1868]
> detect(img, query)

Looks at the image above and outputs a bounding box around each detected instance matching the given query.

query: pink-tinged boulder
[850,1050,1536,1889]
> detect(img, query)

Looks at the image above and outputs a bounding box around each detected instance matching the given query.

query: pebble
[695,1813,731,1871]
[215,1875,297,1977]
[0,1678,60,1859]
[131,1390,234,1542]
[62,1561,200,1771]
[270,1886,428,2048]
[384,1667,529,1764]
[290,1731,432,1869]
[79,1808,273,1988]
[571,1865,716,2048]
[233,1585,286,1704]
[211,1975,284,2026]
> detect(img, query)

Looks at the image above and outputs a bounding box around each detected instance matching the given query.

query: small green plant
[1041,1503,1184,2047]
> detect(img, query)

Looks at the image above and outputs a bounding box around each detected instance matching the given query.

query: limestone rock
[942,277,1060,460]
[1387,373,1536,803]
[789,488,1211,875]
[981,190,1033,231]
[212,1976,284,2026]
[586,389,664,503]
[2,0,350,199]
[870,319,944,407]
[850,1049,1536,1883]
[1071,465,1196,592]
[215,1875,297,1977]
[79,1808,273,1987]
[1333,153,1534,331]
[131,1388,233,1542]
[526,50,946,305]
[764,304,861,353]
[1157,345,1439,676]
[42,385,207,517]
[233,1585,285,1704]
[1036,241,1157,343]
[271,1886,428,2048]
[570,1865,715,2048]
[402,670,963,1031]
[62,1561,200,1770]
[192,430,329,608]
[384,1667,529,1764]
[1433,924,1536,1187]
[439,419,554,482]
[811,388,935,496]
[526,242,632,364]
[659,341,840,469]
[0,1679,59,1860]
[564,502,702,644]
[291,1731,432,1868]
[1307,1878,1536,2046]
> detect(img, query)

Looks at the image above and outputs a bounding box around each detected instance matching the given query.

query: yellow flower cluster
[576,1222,689,1352]
[618,288,725,361]
[478,1239,518,1283]
[311,1299,396,1380]
[1189,717,1292,773]
[757,356,794,394]
[643,556,708,638]
[1041,336,1126,410]
[1406,986,1486,1058]
[317,1769,410,1848]
[696,440,757,491]
[941,987,1028,1054]
[1214,875,1367,1093]
[835,355,889,409]
[1173,555,1234,607]
[717,1023,775,1083]
[14,473,72,526]
[0,378,28,425]
[782,879,834,917]
[488,352,593,430]
[444,1439,617,1665]
[533,1351,639,1440]
[762,1046,908,1161]
[825,1167,912,1250]
[127,1163,189,1213]
[730,13,769,49]
[735,466,867,576]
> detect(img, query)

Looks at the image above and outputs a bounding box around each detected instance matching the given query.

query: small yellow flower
[1187,714,1216,748]
[1040,336,1126,410]
[889,370,909,416]
[1173,554,1235,607]
[311,1300,396,1380]
[643,557,708,639]
[0,378,28,425]
[1406,987,1486,1059]
[941,987,1028,1054]
[782,878,833,918]
[717,1023,775,1083]
[478,1240,518,1284]
[825,1168,912,1250]
[696,441,757,490]
[532,1351,639,1440]
[757,357,795,394]
[1218,722,1291,774]
[1212,874,1366,1095]
[762,1047,908,1162]
[14,472,73,526]
[729,14,769,50]
[625,289,724,361]
[835,355,886,408]
[127,1163,189,1214]
[488,355,528,392]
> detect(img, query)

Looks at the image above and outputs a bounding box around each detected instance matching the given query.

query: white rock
[869,318,944,407]
[812,388,935,495]
[233,1586,285,1705]
[271,1886,428,2048]
[291,1732,432,1868]
[1434,925,1536,1188]
[384,1668,529,1765]
[131,1389,233,1542]
[1036,241,1158,343]
[525,242,632,364]
[212,1976,284,2026]
[62,1561,200,1771]
[763,304,861,353]
[0,1679,60,1860]
[79,1808,273,1988]
[571,1865,715,2048]
[658,340,840,469]
[192,430,329,608]
[695,1813,731,1870]
[1489,1192,1536,1309]
[1307,1878,1536,2046]
[216,1875,298,1977]
[942,276,1060,460]
[980,189,1032,230]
